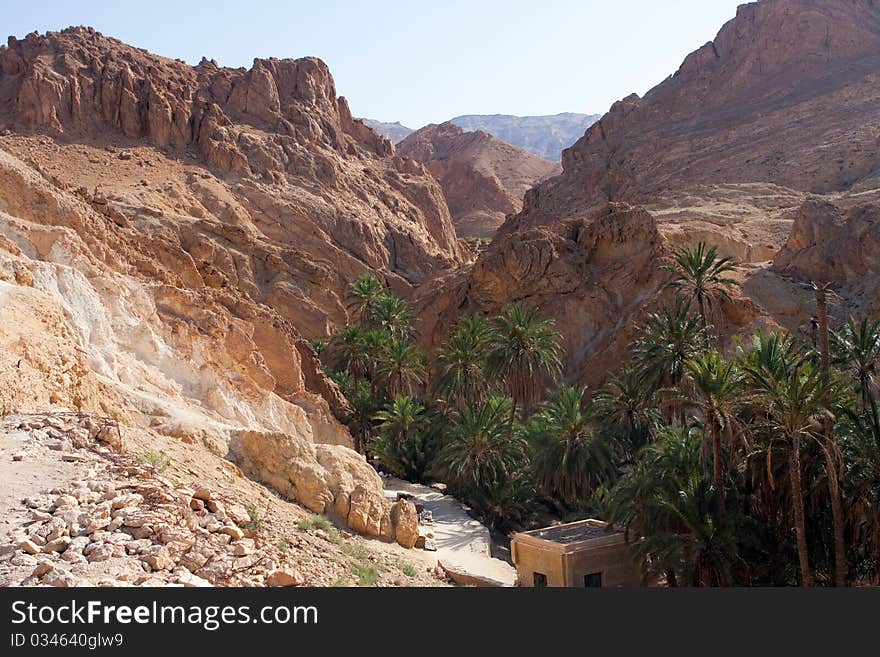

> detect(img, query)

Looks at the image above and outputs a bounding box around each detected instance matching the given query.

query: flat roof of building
[517,519,622,546]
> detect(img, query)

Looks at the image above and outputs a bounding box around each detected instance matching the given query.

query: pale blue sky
[5,0,746,127]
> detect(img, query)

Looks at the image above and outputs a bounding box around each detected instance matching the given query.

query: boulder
[266,567,304,587]
[391,500,419,549]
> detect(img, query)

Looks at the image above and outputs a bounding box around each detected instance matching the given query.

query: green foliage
[527,385,616,510]
[350,562,379,586]
[487,303,563,414]
[664,242,737,339]
[398,561,417,577]
[434,314,492,408]
[378,338,426,398]
[141,450,171,473]
[436,395,535,529]
[347,273,385,323]
[298,515,334,532]
[606,427,739,586]
[241,503,262,533]
[342,541,370,560]
[633,295,705,397]
[371,295,414,340]
[593,365,659,462]
[326,265,880,585]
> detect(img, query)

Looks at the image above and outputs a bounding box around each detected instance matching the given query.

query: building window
[584,572,602,588]
[533,572,547,587]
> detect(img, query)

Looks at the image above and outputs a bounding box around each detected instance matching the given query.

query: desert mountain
[0,27,466,546]
[397,122,561,238]
[422,0,880,386]
[450,113,600,161]
[359,118,414,143]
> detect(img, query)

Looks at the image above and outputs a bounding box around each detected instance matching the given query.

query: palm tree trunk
[815,283,846,586]
[869,394,880,445]
[788,435,812,586]
[872,510,880,586]
[507,398,518,443]
[711,419,725,518]
[697,295,709,343]
[822,444,847,586]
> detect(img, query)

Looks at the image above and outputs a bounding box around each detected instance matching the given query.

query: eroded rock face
[418,204,670,388]
[0,26,472,466]
[0,27,463,340]
[772,198,880,314]
[398,122,560,238]
[552,0,880,207]
[428,0,880,389]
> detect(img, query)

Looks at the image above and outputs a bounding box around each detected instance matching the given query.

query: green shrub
[342,542,370,560]
[350,563,379,587]
[141,450,171,473]
[297,515,333,532]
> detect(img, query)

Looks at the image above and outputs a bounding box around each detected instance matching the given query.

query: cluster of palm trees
[325,273,565,529]
[324,242,880,586]
[601,245,880,586]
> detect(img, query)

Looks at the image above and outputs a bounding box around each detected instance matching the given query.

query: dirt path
[382,478,517,586]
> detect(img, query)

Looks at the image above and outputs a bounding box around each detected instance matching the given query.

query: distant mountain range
[359,112,600,161]
[360,119,414,144]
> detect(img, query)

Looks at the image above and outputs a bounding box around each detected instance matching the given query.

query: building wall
[512,539,643,588]
[511,540,566,587]
[563,543,642,587]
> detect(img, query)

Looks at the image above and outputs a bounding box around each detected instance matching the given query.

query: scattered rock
[266,567,303,587]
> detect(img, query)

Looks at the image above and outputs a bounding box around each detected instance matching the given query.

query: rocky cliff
[0,27,466,544]
[398,122,561,238]
[434,0,880,385]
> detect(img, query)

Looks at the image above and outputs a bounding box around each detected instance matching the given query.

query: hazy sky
[5,0,746,127]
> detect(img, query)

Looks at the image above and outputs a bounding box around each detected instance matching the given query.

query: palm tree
[665,242,737,341]
[606,426,738,586]
[362,329,391,401]
[741,345,831,586]
[528,385,615,510]
[347,273,385,324]
[486,303,563,440]
[343,379,377,454]
[434,314,492,408]
[373,395,425,444]
[833,317,880,585]
[633,295,705,422]
[436,395,528,515]
[378,339,426,398]
[369,397,432,481]
[841,410,880,584]
[593,365,660,462]
[832,317,880,416]
[685,352,743,517]
[371,295,413,340]
[330,324,369,384]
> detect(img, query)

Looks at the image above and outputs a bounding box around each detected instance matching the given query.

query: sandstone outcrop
[0,27,463,341]
[0,26,466,548]
[398,122,560,238]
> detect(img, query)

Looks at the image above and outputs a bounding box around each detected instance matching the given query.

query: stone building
[510,519,642,587]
